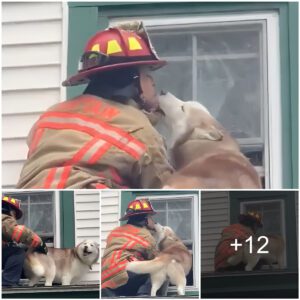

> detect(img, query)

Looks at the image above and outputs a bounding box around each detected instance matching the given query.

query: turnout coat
[17,94,173,189]
[101,224,157,289]
[2,214,42,248]
[214,223,253,271]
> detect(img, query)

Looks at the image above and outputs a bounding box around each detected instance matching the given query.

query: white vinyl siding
[100,190,120,256]
[74,191,100,283]
[2,2,67,188]
[201,191,230,272]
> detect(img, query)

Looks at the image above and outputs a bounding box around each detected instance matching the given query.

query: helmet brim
[62,60,166,87]
[3,201,23,220]
[119,211,156,221]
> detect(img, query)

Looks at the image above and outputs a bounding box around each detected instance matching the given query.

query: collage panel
[201,190,298,299]
[101,190,200,298]
[2,190,100,299]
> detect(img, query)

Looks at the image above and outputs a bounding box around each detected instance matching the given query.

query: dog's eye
[181,105,185,112]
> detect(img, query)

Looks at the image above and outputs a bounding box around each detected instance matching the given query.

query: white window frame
[136,193,200,293]
[54,190,61,247]
[110,12,282,188]
[240,199,287,267]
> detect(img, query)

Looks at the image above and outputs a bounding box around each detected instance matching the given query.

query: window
[4,191,56,245]
[240,199,287,268]
[110,12,281,188]
[136,193,199,292]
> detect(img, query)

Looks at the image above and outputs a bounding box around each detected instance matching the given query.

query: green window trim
[67,2,298,187]
[229,191,298,271]
[59,191,75,248]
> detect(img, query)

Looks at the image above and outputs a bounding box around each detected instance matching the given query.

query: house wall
[201,191,230,272]
[100,190,120,256]
[2,2,67,188]
[74,190,100,283]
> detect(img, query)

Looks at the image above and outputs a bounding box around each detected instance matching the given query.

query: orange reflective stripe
[30,234,41,248]
[101,261,127,281]
[67,138,100,165]
[95,183,109,189]
[37,111,146,160]
[43,166,72,189]
[11,226,20,242]
[101,107,119,119]
[88,142,111,164]
[28,128,45,157]
[109,232,150,248]
[43,168,57,188]
[101,281,117,289]
[57,166,72,189]
[12,225,25,243]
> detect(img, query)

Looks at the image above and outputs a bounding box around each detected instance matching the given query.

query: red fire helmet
[62,26,166,87]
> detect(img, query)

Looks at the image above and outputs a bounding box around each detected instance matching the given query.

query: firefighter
[101,199,158,296]
[2,196,48,287]
[17,21,173,189]
[214,211,263,271]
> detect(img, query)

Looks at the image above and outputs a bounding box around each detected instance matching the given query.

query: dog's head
[153,223,180,249]
[158,91,223,149]
[76,240,100,267]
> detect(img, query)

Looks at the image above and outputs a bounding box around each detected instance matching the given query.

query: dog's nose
[160,90,167,95]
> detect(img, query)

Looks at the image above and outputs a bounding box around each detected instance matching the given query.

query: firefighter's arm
[133,129,174,188]
[3,216,47,253]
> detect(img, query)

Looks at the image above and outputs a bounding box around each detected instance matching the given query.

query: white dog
[126,223,192,296]
[24,240,99,286]
[156,91,261,189]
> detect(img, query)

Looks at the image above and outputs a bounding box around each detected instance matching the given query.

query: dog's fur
[24,240,99,286]
[126,223,192,296]
[157,92,261,189]
[227,234,284,271]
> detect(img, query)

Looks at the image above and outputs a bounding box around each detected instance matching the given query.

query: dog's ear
[192,127,223,141]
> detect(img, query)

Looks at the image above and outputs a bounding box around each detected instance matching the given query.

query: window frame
[110,12,280,189]
[229,191,298,271]
[240,198,287,268]
[135,193,200,293]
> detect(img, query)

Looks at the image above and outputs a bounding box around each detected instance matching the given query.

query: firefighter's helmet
[239,211,263,227]
[119,199,157,221]
[2,196,23,220]
[62,24,166,87]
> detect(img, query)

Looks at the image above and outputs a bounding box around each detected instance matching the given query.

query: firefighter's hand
[34,241,48,255]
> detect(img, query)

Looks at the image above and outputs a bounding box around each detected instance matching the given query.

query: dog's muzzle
[83,246,93,256]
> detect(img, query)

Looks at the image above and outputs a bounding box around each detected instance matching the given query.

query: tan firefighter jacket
[2,214,42,248]
[101,224,157,289]
[17,94,173,189]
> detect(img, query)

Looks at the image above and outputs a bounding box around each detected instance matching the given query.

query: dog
[157,91,261,189]
[24,240,99,286]
[126,223,192,296]
[227,234,284,271]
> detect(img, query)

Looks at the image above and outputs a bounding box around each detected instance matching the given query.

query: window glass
[148,21,265,177]
[151,198,192,243]
[242,200,283,235]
